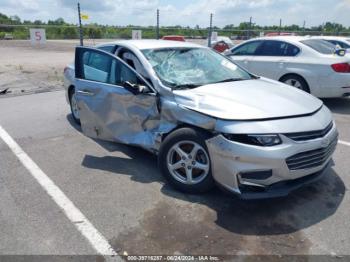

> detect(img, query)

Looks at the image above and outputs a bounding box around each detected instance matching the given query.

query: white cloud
[0,0,41,12]
[59,0,115,12]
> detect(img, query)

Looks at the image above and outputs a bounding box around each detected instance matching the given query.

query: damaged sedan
[64,40,338,199]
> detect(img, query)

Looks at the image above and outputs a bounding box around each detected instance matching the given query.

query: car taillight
[331,63,350,73]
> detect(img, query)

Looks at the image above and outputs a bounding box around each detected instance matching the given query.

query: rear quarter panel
[64,64,75,104]
[277,56,346,97]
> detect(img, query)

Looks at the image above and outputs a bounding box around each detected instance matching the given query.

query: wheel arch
[160,123,214,145]
[278,73,310,92]
[68,85,75,101]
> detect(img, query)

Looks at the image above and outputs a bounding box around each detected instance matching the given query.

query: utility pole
[279,18,282,35]
[248,16,252,39]
[156,9,160,40]
[77,2,83,46]
[208,13,213,47]
[334,22,338,36]
[321,23,325,35]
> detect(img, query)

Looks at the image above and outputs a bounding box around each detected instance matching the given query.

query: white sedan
[225,36,350,98]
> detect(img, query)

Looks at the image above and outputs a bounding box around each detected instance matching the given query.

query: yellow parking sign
[81,14,89,20]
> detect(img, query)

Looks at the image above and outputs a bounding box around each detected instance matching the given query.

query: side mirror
[139,85,152,94]
[334,48,346,57]
[223,49,233,56]
[123,81,152,95]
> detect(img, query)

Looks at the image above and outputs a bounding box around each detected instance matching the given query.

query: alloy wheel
[166,140,210,185]
[70,92,80,120]
[284,78,303,90]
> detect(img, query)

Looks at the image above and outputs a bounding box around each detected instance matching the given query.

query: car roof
[98,39,203,50]
[248,36,310,43]
[311,36,350,41]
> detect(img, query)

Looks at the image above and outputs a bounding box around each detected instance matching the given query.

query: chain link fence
[1,23,350,42]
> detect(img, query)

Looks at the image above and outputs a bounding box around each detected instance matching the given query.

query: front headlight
[223,134,282,147]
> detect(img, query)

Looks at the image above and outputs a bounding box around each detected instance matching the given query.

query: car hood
[173,78,323,120]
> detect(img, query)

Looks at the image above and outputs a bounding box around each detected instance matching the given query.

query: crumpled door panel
[77,79,161,150]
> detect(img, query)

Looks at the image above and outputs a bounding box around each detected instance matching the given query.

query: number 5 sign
[30,28,46,46]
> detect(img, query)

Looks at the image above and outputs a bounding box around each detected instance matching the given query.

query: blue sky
[1,0,350,28]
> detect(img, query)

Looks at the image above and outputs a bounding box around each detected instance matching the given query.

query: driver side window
[80,50,144,88]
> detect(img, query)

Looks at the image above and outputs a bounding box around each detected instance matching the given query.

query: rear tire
[69,87,81,125]
[280,74,310,93]
[158,128,214,194]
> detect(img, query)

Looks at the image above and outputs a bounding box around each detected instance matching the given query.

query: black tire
[158,127,215,193]
[69,87,81,125]
[280,74,310,93]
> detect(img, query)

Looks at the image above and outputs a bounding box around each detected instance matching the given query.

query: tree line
[1,13,349,40]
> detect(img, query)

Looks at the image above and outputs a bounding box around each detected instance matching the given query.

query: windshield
[301,39,336,54]
[142,47,252,89]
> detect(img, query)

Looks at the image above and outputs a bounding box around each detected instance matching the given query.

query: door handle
[77,90,95,96]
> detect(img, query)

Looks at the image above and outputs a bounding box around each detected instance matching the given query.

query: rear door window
[255,40,300,56]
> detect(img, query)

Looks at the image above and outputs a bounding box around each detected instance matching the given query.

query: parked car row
[64,39,339,199]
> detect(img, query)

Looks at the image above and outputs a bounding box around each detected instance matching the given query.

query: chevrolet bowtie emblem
[321,138,330,147]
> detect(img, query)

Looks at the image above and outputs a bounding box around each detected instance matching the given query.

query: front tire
[280,74,310,93]
[69,87,81,125]
[158,128,214,193]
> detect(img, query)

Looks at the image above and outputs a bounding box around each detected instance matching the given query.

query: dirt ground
[0,39,109,96]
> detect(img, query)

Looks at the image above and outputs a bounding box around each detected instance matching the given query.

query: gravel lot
[0,40,349,260]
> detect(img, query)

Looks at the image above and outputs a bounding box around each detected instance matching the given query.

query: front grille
[286,137,337,170]
[284,122,333,141]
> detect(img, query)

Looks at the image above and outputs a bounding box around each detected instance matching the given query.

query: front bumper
[206,123,338,199]
[236,161,331,199]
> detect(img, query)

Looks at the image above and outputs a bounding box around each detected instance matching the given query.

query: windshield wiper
[172,84,200,90]
[214,78,247,83]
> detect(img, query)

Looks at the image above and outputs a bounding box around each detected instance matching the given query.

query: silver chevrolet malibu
[63,40,338,199]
